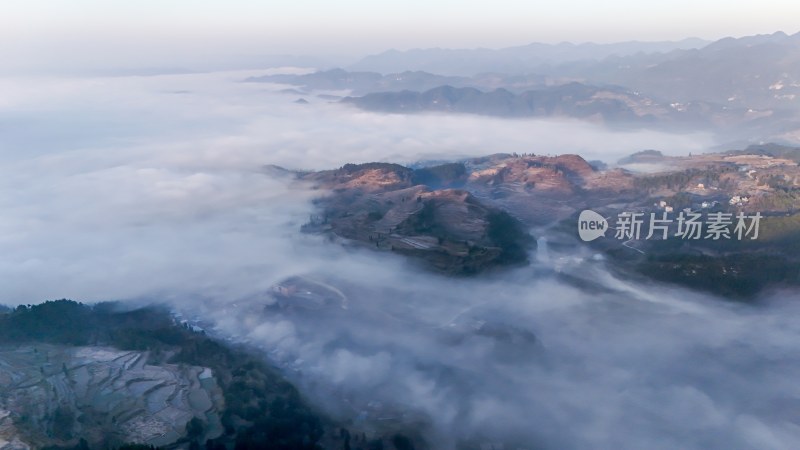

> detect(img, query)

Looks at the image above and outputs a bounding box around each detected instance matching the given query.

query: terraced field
[0,345,223,449]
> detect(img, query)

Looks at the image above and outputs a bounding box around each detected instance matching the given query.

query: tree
[186,417,205,440]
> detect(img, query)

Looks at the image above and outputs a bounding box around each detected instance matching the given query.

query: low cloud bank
[0,70,712,300]
[2,71,792,449]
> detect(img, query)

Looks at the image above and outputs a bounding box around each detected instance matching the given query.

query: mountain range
[348,38,710,76]
[249,31,800,140]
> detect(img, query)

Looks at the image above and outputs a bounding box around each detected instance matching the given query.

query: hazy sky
[2,0,799,73]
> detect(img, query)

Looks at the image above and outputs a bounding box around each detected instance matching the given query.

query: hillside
[0,301,420,450]
[294,145,800,298]
[340,83,762,131]
[300,162,535,274]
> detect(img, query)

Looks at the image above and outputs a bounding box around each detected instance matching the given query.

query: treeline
[410,163,467,188]
[486,211,535,265]
[637,253,800,299]
[633,166,737,192]
[757,173,798,192]
[753,190,800,213]
[337,163,412,178]
[728,143,800,163]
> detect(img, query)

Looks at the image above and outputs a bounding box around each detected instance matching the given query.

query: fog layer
[3,70,794,450]
[0,70,712,301]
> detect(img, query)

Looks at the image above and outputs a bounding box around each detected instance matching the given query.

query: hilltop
[291,145,800,298]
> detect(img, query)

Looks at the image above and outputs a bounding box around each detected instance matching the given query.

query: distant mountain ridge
[249,31,800,139]
[342,31,800,110]
[246,68,472,95]
[245,68,547,95]
[340,83,749,130]
[573,31,800,109]
[349,38,710,76]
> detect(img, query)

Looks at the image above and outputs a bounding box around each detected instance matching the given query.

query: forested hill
[0,300,327,450]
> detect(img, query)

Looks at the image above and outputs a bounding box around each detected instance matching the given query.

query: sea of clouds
[3,69,798,449]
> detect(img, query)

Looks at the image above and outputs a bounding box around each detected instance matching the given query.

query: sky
[2,0,800,73]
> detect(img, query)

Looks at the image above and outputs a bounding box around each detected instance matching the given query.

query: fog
[204,260,800,450]
[0,69,712,301]
[2,70,798,449]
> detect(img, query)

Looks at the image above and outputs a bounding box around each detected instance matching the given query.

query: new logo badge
[578,210,608,242]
